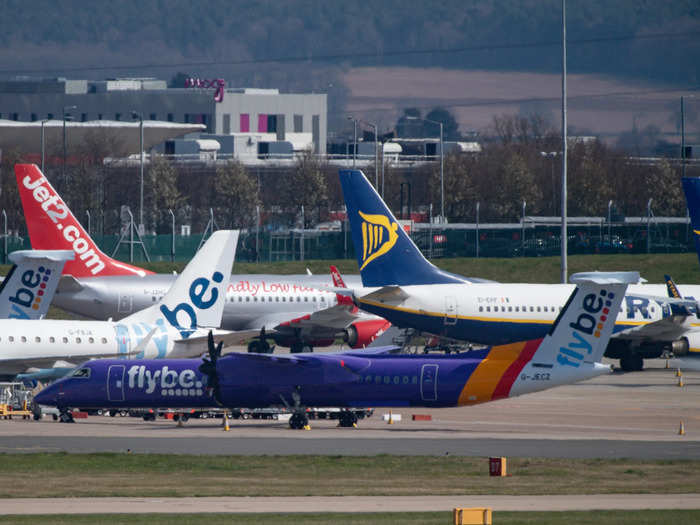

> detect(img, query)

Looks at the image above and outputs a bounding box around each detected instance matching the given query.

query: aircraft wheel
[290,342,304,354]
[247,341,261,353]
[59,409,75,423]
[338,411,358,428]
[301,345,313,353]
[620,353,644,372]
[289,412,309,429]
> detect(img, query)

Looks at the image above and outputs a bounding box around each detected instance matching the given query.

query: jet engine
[344,319,392,348]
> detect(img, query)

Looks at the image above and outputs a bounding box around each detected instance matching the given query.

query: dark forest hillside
[1,0,697,86]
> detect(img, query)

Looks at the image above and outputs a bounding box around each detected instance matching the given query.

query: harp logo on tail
[359,211,399,270]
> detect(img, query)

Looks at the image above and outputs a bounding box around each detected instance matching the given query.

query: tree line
[0,114,696,238]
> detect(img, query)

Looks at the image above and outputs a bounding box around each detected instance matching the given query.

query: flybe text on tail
[558,288,614,368]
[359,211,399,270]
[7,266,53,319]
[160,271,224,338]
[21,172,105,276]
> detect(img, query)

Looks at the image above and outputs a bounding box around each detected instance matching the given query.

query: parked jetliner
[35,272,633,427]
[664,176,700,371]
[15,164,389,353]
[0,250,73,320]
[0,230,238,380]
[339,169,700,371]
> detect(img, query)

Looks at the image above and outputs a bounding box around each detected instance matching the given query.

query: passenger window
[276,297,279,302]
[543,306,548,312]
[21,336,27,343]
[89,337,94,344]
[254,297,258,302]
[321,297,325,302]
[35,336,41,343]
[313,297,317,302]
[297,297,301,302]
[9,336,13,342]
[76,337,81,343]
[479,306,483,312]
[537,306,541,312]
[304,297,308,302]
[246,297,250,302]
[486,306,490,312]
[515,306,519,312]
[102,338,107,344]
[62,337,68,343]
[508,306,512,312]
[530,306,534,312]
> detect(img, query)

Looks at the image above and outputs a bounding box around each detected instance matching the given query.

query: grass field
[2,511,699,524]
[3,454,700,499]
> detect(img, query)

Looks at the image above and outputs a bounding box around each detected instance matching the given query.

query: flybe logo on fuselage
[557,288,614,368]
[359,211,399,270]
[7,266,52,319]
[159,271,224,338]
[22,173,105,275]
[126,365,206,395]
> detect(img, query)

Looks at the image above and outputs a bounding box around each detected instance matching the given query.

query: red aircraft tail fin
[15,164,153,278]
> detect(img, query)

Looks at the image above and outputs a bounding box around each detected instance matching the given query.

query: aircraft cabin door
[107,365,126,402]
[118,293,133,314]
[420,364,438,402]
[444,296,458,325]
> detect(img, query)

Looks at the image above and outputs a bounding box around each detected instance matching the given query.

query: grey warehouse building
[0,77,327,154]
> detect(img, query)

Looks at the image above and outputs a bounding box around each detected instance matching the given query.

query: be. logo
[359,211,399,270]
[8,266,52,319]
[160,271,224,338]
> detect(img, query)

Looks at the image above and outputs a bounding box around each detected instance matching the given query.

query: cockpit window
[70,367,91,379]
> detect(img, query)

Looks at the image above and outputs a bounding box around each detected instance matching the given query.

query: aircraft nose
[33,384,58,406]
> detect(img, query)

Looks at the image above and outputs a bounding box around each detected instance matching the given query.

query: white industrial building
[0,77,327,155]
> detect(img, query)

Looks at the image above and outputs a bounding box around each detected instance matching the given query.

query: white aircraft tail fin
[507,271,637,398]
[0,250,74,319]
[534,271,638,367]
[123,230,239,337]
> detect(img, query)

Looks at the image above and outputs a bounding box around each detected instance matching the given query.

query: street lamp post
[132,111,144,233]
[348,117,379,189]
[62,105,76,191]
[40,119,50,173]
[560,0,568,284]
[347,116,358,168]
[407,116,444,223]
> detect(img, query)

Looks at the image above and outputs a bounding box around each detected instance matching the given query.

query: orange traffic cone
[679,421,686,435]
[223,413,230,432]
[678,375,685,387]
[677,368,683,377]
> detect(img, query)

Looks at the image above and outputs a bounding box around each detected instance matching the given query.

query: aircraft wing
[614,296,698,341]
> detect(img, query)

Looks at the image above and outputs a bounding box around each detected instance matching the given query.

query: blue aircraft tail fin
[339,169,464,287]
[682,177,700,268]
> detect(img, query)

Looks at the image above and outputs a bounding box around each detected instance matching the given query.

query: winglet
[665,274,683,299]
[15,163,153,278]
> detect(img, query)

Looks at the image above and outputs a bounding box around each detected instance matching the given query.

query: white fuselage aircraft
[15,163,393,353]
[339,168,699,371]
[0,230,239,378]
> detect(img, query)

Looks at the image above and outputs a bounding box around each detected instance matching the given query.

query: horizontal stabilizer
[359,285,409,304]
[570,271,640,285]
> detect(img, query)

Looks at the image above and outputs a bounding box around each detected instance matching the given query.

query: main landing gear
[58,408,74,423]
[289,411,309,430]
[338,410,358,428]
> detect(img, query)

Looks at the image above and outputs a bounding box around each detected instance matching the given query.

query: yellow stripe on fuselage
[358,297,653,327]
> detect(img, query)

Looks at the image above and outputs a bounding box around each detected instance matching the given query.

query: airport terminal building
[0,77,327,154]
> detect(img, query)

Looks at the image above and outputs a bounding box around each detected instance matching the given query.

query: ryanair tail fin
[15,164,152,278]
[682,177,700,268]
[339,169,464,286]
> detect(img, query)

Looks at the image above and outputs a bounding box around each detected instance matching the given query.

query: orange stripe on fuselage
[457,341,528,406]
